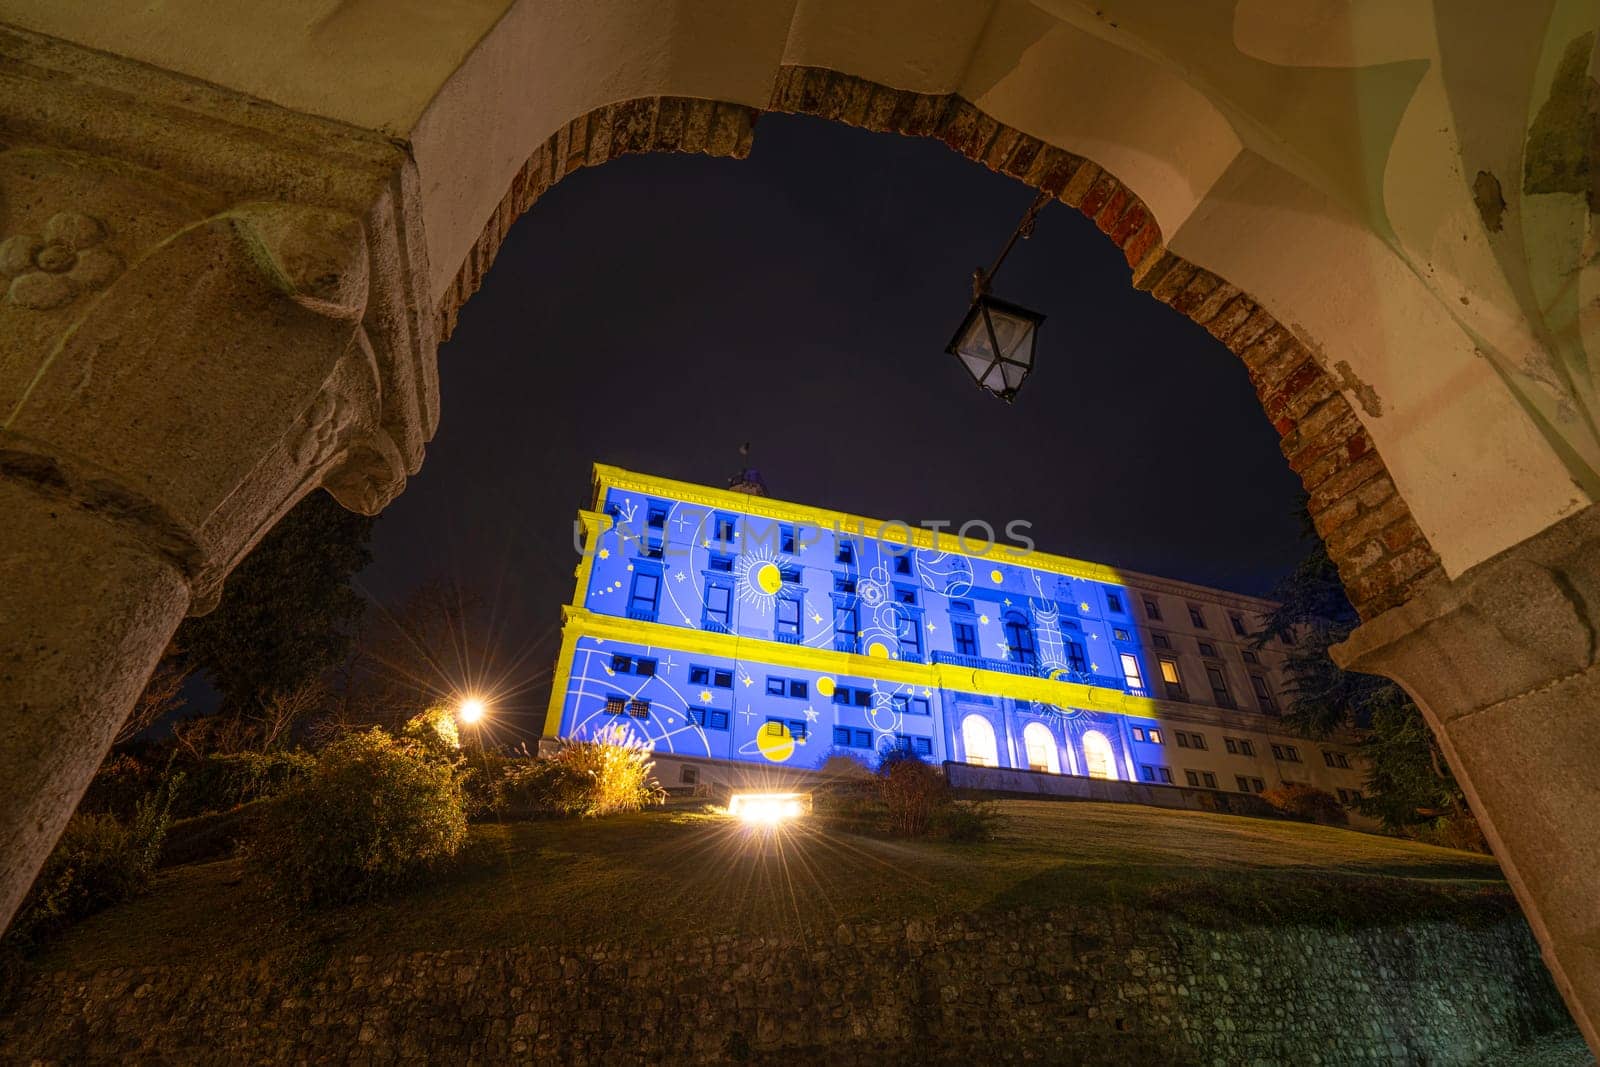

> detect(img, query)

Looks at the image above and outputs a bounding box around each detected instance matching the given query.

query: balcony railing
[930,650,1039,678]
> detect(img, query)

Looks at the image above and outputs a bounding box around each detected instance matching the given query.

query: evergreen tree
[1257,503,1473,834]
[177,491,373,712]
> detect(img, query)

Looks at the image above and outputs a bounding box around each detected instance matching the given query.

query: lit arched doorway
[961,714,999,768]
[1022,721,1060,774]
[1081,730,1117,781]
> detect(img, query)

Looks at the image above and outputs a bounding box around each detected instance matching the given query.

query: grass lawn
[35,799,1509,974]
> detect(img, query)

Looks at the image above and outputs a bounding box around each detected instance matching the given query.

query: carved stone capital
[1335,503,1600,715]
[0,27,438,612]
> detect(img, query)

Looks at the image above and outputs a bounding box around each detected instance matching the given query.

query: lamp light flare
[458,697,487,724]
[728,792,809,826]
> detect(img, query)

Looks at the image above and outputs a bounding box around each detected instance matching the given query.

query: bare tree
[114,645,191,745]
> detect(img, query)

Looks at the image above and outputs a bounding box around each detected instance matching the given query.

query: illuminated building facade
[544,466,1367,807]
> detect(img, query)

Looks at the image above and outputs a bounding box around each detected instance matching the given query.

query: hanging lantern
[946,292,1044,403]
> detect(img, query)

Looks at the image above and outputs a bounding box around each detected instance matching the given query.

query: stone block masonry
[0,906,1576,1064]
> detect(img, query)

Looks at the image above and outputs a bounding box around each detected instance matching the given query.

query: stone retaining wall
[0,907,1577,1065]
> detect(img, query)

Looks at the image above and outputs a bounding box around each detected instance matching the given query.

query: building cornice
[591,464,1282,612]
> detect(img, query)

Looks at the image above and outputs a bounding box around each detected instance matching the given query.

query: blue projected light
[558,480,1165,779]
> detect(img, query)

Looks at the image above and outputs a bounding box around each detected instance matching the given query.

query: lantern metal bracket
[972,188,1053,300]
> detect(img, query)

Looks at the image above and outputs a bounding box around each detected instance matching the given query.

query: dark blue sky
[360,113,1305,645]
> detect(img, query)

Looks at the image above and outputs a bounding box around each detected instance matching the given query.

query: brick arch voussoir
[434,66,1444,621]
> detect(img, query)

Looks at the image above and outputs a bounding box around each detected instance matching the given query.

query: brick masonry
[0,907,1575,1064]
[434,67,1447,620]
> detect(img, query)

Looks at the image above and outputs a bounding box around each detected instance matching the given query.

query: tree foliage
[1259,504,1475,835]
[177,492,372,711]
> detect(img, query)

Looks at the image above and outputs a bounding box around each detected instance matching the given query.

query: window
[780,525,796,553]
[1203,771,1217,789]
[1225,737,1255,757]
[1197,641,1217,658]
[765,717,808,742]
[1176,732,1190,748]
[832,685,874,708]
[894,585,918,605]
[1113,627,1131,641]
[647,506,667,529]
[610,655,657,676]
[713,514,735,542]
[835,539,855,564]
[765,677,785,696]
[639,537,664,560]
[896,610,924,661]
[1004,611,1036,665]
[688,665,734,689]
[1143,597,1162,620]
[703,578,732,631]
[961,714,999,767]
[1081,730,1118,780]
[1106,591,1124,614]
[775,594,802,641]
[1188,605,1207,629]
[833,599,859,652]
[1187,731,1207,750]
[688,707,729,730]
[1230,613,1248,637]
[1119,652,1144,691]
[1184,770,1218,789]
[893,553,913,575]
[1140,764,1174,784]
[1151,631,1171,649]
[1224,737,1237,754]
[1240,649,1259,664]
[1063,637,1087,673]
[1148,728,1163,744]
[1271,743,1302,763]
[1337,787,1365,806]
[1184,770,1200,787]
[1322,750,1351,770]
[626,699,650,719]
[1238,739,1255,757]
[604,695,626,715]
[1131,726,1148,742]
[778,564,802,585]
[1236,775,1257,793]
[1250,674,1277,713]
[1158,657,1185,701]
[1249,777,1265,792]
[1022,721,1061,773]
[952,620,978,656]
[892,695,931,717]
[1205,666,1233,708]
[950,599,974,615]
[708,553,734,573]
[834,574,857,594]
[680,765,699,785]
[628,569,661,621]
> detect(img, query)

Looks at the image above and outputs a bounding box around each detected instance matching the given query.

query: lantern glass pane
[985,305,1036,365]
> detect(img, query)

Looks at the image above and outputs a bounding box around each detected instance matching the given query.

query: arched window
[1003,611,1036,665]
[1082,730,1118,780]
[961,714,999,767]
[1022,722,1061,774]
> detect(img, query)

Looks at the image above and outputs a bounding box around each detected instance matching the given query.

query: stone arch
[432,71,1442,621]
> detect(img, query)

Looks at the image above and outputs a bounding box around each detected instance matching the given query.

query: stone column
[0,30,438,930]
[1336,504,1600,1052]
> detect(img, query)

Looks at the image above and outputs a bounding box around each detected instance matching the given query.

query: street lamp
[458,696,486,726]
[946,189,1052,403]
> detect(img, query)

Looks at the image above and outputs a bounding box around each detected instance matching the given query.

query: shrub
[159,801,272,867]
[176,751,316,818]
[933,800,1003,843]
[401,706,462,760]
[1404,811,1488,853]
[1260,782,1349,826]
[498,759,592,819]
[818,751,874,781]
[875,752,948,837]
[250,728,467,904]
[547,725,666,817]
[6,777,178,950]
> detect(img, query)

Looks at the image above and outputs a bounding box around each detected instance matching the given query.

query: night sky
[358,113,1306,706]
